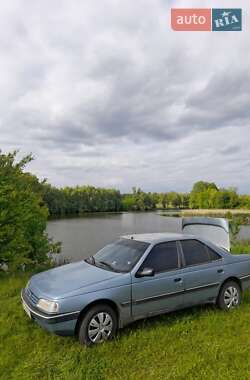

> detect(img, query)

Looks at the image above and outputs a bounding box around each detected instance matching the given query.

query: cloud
[0,0,249,192]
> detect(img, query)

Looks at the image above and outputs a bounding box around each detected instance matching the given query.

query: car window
[141,241,179,273]
[92,238,149,273]
[181,239,213,266]
[207,246,221,261]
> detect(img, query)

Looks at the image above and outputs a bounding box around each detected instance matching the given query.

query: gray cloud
[220,145,241,156]
[0,0,250,192]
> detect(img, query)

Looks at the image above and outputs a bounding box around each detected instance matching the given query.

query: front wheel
[78,304,118,346]
[217,281,241,310]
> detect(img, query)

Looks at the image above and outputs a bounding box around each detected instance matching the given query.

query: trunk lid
[182,217,230,251]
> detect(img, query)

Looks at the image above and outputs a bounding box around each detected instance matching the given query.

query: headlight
[37,299,59,313]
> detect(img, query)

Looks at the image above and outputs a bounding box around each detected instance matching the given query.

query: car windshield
[87,238,149,273]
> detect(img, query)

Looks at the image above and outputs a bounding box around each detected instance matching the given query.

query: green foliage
[190,181,239,209]
[1,272,250,379]
[167,192,181,208]
[121,194,137,211]
[239,194,250,209]
[231,240,250,254]
[158,192,189,209]
[41,178,250,215]
[192,181,218,193]
[228,216,241,245]
[42,184,122,216]
[122,188,157,211]
[0,151,58,271]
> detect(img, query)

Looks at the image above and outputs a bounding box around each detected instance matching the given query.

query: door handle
[217,269,224,273]
[174,278,182,282]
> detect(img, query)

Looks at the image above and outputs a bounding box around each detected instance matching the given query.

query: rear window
[181,240,210,266]
[207,246,221,261]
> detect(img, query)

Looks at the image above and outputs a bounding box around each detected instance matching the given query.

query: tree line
[42,184,122,215]
[42,180,250,216]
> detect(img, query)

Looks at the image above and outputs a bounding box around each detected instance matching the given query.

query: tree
[121,194,137,211]
[42,184,122,215]
[159,193,167,209]
[180,193,190,209]
[0,151,58,271]
[168,192,182,208]
[191,181,218,193]
[239,195,250,209]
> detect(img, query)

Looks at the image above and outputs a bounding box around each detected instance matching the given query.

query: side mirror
[135,267,155,278]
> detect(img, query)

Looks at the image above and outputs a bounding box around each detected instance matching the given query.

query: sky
[0,0,249,193]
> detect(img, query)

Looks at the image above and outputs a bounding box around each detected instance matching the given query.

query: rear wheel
[217,281,241,310]
[78,304,118,346]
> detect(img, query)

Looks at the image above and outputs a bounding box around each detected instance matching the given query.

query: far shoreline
[48,208,250,221]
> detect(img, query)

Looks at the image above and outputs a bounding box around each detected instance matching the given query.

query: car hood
[29,261,122,299]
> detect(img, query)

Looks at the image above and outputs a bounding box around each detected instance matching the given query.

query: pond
[47,212,250,262]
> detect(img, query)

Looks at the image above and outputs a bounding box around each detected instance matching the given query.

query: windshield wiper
[96,260,116,272]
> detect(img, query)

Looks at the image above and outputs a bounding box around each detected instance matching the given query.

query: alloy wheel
[88,312,113,343]
[224,286,239,309]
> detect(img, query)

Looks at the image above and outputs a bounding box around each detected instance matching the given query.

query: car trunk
[182,217,230,251]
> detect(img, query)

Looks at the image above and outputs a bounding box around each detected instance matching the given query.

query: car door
[131,241,184,319]
[179,239,223,306]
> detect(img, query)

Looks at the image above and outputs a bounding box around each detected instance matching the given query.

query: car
[21,217,250,345]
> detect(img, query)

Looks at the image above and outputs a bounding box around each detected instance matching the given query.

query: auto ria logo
[171,8,242,32]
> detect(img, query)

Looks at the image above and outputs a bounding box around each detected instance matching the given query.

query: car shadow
[118,303,218,337]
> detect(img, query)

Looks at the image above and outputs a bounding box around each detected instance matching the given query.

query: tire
[217,280,241,311]
[78,304,118,346]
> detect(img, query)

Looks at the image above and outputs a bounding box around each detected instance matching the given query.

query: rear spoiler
[182,217,230,251]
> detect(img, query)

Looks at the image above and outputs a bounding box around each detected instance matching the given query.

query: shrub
[0,151,59,271]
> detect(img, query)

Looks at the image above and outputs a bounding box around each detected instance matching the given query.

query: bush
[0,151,58,271]
[231,240,250,254]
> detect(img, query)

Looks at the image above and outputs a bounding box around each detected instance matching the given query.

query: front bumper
[21,289,79,335]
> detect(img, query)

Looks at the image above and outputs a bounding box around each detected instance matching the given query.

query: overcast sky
[0,0,249,193]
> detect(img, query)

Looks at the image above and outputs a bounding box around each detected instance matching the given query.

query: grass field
[1,251,250,380]
[180,209,250,218]
[160,209,250,224]
[181,209,250,215]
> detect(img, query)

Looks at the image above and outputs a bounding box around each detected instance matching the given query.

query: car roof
[121,233,195,244]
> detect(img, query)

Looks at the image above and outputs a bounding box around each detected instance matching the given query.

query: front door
[132,241,184,319]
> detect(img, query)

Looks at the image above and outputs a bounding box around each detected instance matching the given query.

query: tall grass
[181,209,250,216]
[232,240,250,254]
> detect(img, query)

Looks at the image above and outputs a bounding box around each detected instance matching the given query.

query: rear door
[131,241,184,319]
[179,239,223,306]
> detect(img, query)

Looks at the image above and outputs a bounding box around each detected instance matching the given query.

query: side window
[142,241,179,273]
[207,246,221,261]
[181,240,210,266]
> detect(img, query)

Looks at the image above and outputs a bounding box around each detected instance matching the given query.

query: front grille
[25,287,39,306]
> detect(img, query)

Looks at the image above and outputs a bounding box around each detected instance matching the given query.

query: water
[47,212,250,262]
[47,212,181,262]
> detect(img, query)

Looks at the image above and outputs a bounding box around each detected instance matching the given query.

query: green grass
[232,241,250,255]
[1,272,250,380]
